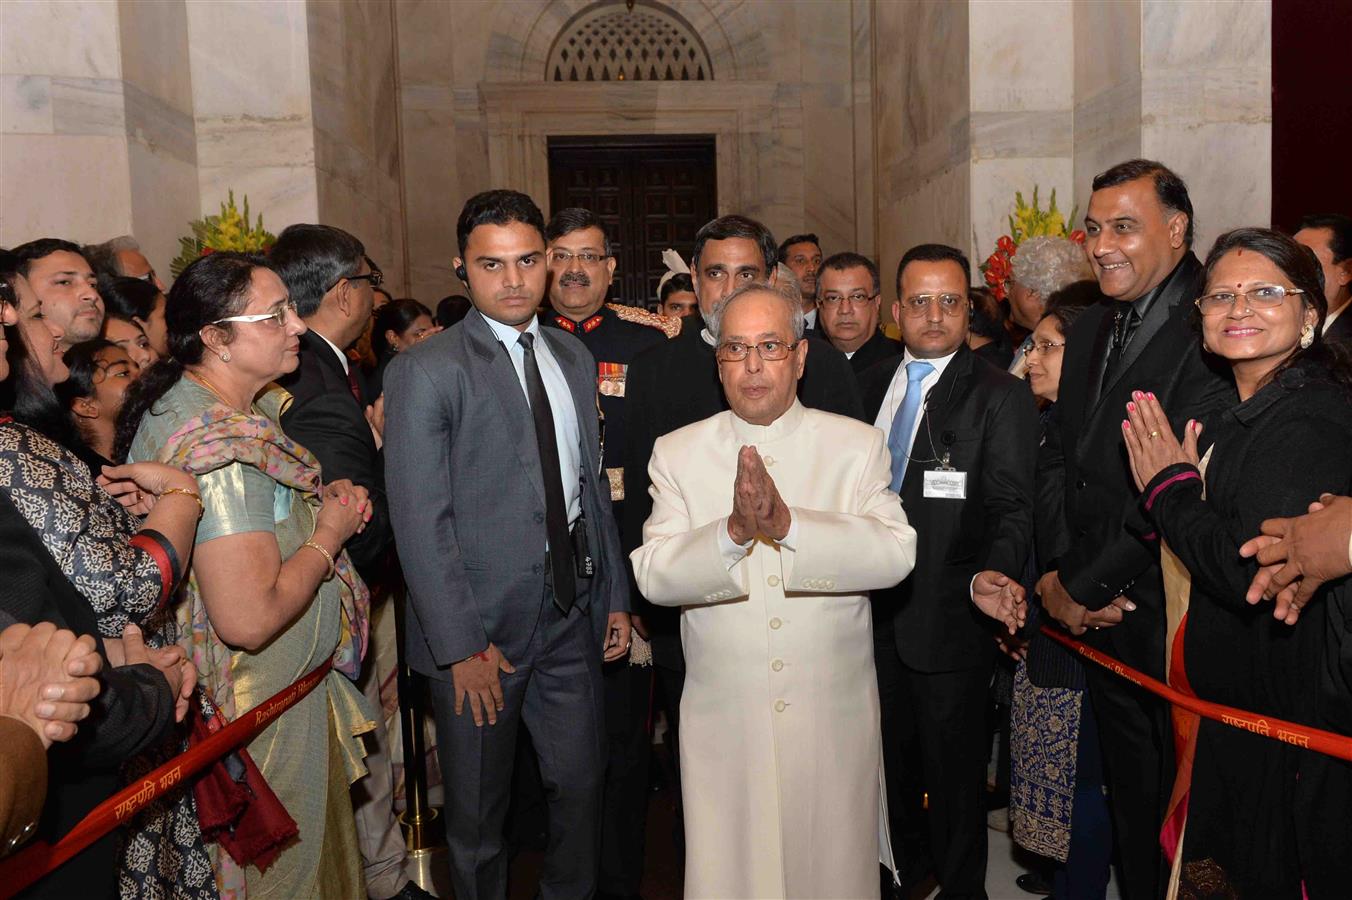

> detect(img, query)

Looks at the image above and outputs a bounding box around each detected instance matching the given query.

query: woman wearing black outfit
[1125,228,1352,898]
[0,252,202,897]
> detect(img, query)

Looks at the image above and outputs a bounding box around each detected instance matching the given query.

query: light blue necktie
[887,360,934,492]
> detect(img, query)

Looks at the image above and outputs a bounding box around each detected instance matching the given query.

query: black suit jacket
[277,329,391,577]
[0,492,174,897]
[1040,252,1233,676]
[846,330,903,376]
[1324,309,1352,345]
[861,345,1039,672]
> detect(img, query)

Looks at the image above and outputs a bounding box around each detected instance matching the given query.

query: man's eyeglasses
[819,292,877,307]
[899,293,966,317]
[133,269,160,286]
[329,270,384,293]
[1024,340,1065,356]
[549,250,609,266]
[211,300,297,327]
[715,339,799,362]
[1195,285,1304,316]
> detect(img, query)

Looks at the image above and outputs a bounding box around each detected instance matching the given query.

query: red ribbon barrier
[1039,625,1352,762]
[0,659,332,897]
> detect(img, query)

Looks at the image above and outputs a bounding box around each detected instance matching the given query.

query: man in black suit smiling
[861,243,1038,899]
[1037,159,1232,900]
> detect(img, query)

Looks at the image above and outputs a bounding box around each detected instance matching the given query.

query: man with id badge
[860,243,1038,898]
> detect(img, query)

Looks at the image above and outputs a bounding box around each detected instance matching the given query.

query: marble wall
[2,0,1272,299]
[2,0,404,290]
[0,1,134,250]
[1137,0,1271,253]
[1073,0,1272,256]
[872,0,971,300]
[969,0,1075,268]
[307,0,406,284]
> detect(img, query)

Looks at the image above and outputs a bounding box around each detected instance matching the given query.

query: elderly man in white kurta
[632,283,918,899]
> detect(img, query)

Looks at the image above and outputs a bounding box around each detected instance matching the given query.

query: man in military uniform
[541,207,676,900]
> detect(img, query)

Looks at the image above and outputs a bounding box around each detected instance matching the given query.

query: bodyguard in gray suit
[384,190,631,900]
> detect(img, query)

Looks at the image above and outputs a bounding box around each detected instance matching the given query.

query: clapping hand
[972,571,1026,635]
[1121,391,1201,492]
[727,446,791,544]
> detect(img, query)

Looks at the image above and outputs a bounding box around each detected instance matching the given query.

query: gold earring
[1299,323,1314,350]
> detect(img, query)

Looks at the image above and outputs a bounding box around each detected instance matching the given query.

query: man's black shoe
[388,880,438,900]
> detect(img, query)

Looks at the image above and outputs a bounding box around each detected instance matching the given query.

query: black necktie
[519,332,575,611]
[1102,305,1138,389]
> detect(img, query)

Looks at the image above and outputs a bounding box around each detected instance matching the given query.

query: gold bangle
[302,539,336,581]
[160,487,204,518]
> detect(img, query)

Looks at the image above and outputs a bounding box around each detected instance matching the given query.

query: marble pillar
[186,0,319,239]
[307,0,406,289]
[969,0,1075,267]
[0,1,134,250]
[872,0,971,301]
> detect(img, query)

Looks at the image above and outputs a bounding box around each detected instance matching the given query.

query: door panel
[548,136,716,307]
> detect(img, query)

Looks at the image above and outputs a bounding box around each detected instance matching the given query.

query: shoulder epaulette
[608,303,681,339]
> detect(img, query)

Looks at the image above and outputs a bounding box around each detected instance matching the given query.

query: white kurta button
[771,659,784,672]
[774,700,787,712]
[769,617,783,630]
[767,575,780,587]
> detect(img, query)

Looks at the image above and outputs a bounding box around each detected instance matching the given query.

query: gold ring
[1149,430,1161,439]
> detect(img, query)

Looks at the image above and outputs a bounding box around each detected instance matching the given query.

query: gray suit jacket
[384,311,627,679]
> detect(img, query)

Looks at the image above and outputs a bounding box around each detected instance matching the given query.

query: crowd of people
[0,156,1350,900]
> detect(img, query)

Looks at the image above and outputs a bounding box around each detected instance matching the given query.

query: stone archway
[473,1,789,225]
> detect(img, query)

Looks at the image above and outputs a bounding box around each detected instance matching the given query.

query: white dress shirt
[1324,302,1347,335]
[480,312,583,524]
[872,348,960,459]
[804,308,818,331]
[312,327,350,375]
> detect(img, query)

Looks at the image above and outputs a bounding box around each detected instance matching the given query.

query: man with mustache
[385,190,628,900]
[860,243,1039,898]
[539,207,675,900]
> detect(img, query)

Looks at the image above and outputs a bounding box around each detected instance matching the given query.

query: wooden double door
[548,135,716,307]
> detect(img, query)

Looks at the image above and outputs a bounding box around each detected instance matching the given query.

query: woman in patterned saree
[0,252,203,898]
[117,251,376,898]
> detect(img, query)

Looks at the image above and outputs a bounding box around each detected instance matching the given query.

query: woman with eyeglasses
[1003,298,1116,900]
[0,251,205,898]
[117,251,376,897]
[1123,228,1352,897]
